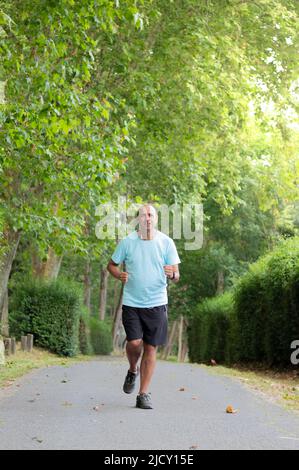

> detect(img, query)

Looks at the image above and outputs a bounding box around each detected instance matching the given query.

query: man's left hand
[163,265,174,278]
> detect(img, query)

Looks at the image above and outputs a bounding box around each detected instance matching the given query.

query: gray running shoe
[123,369,139,394]
[136,393,153,409]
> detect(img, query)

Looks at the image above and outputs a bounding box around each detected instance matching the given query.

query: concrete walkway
[0,357,299,450]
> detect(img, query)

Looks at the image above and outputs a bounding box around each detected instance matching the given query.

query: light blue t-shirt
[111,230,181,308]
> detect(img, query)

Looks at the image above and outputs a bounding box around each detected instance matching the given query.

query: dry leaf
[189,445,199,449]
[226,405,238,414]
[5,380,15,386]
[179,387,186,391]
[62,401,72,407]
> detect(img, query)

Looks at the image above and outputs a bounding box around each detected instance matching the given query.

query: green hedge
[188,292,239,365]
[234,262,268,363]
[89,318,113,355]
[188,237,299,367]
[235,238,299,366]
[9,279,81,357]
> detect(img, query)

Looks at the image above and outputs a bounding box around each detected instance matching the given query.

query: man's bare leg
[139,343,157,394]
[126,339,143,373]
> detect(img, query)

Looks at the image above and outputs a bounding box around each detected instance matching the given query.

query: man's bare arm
[107,259,128,283]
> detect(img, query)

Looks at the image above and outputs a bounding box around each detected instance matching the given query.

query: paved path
[0,357,299,450]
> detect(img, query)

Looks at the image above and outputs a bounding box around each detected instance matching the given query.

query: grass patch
[0,343,94,389]
[199,363,299,413]
[161,355,178,363]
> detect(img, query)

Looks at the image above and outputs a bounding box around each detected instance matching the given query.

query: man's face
[138,205,157,231]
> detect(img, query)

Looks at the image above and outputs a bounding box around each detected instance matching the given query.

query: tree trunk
[42,247,63,280]
[112,278,119,316]
[0,289,9,337]
[32,246,63,281]
[178,315,184,362]
[161,320,178,360]
[0,337,5,365]
[83,260,92,312]
[112,282,124,349]
[0,229,21,321]
[181,317,189,362]
[99,266,109,320]
[181,341,188,363]
[216,270,225,295]
[31,248,44,278]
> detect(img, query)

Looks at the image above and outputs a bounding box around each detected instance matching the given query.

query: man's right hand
[119,272,129,283]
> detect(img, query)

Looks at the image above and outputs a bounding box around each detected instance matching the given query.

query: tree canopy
[0,0,298,330]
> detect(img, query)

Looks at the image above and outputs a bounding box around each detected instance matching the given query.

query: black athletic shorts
[122,304,168,347]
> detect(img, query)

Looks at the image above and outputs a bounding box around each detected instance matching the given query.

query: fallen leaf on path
[32,437,43,444]
[226,405,238,414]
[5,380,15,386]
[189,445,199,449]
[178,387,186,391]
[62,401,73,407]
[192,396,199,400]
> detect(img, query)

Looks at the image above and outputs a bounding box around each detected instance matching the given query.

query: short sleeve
[111,239,127,264]
[165,239,181,265]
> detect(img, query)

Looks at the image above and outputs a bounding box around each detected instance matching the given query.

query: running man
[107,204,180,409]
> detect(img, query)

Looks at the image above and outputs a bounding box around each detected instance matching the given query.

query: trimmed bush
[235,238,299,366]
[234,261,268,363]
[9,278,81,357]
[188,237,299,368]
[89,318,113,355]
[188,292,238,365]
